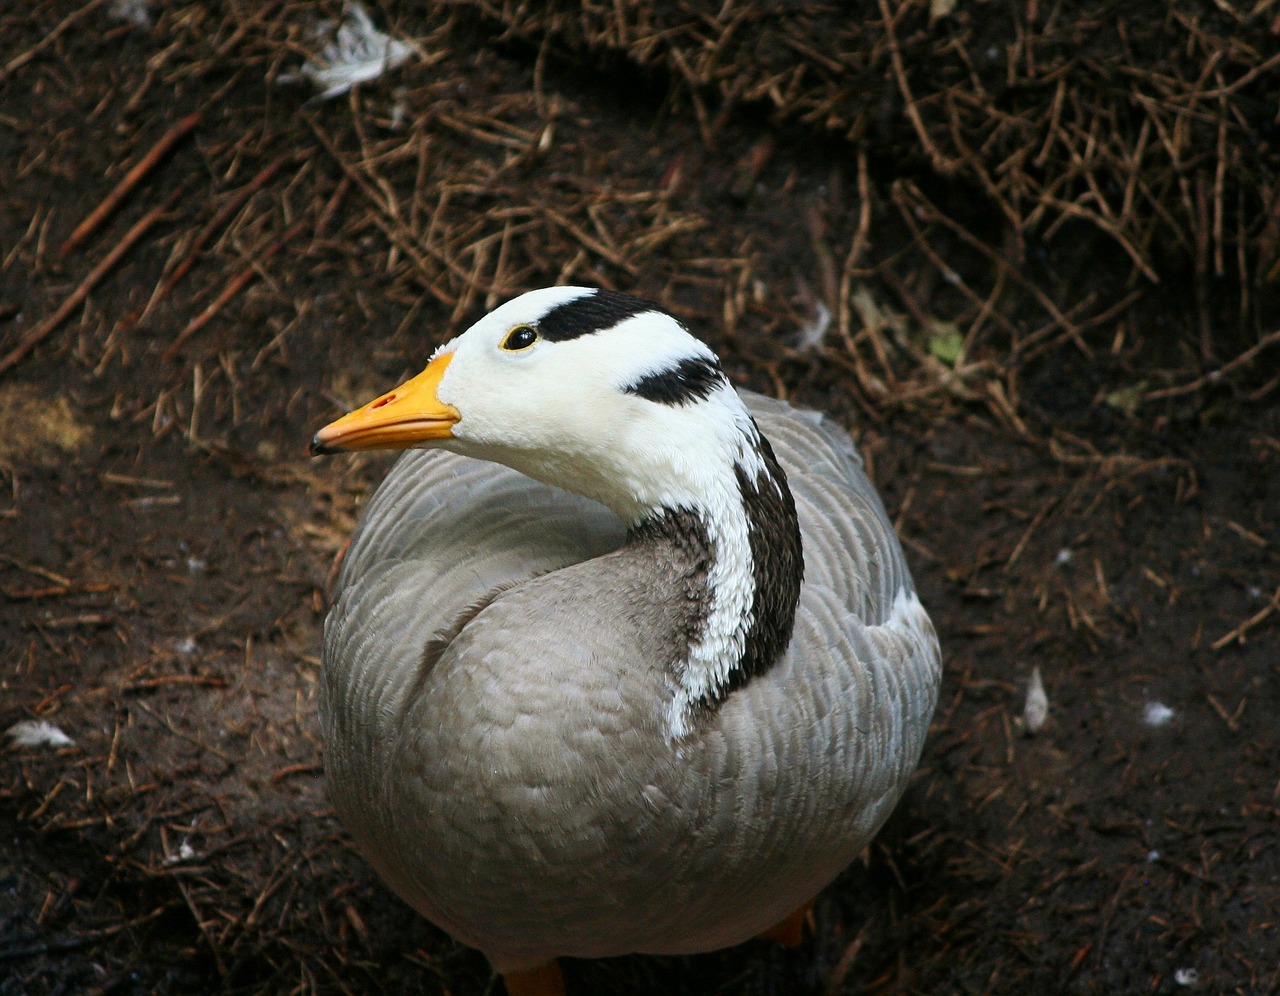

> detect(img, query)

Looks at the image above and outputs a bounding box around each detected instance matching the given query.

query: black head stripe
[536,289,659,342]
[624,356,728,407]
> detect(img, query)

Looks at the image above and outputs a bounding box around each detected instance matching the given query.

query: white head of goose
[311,286,941,996]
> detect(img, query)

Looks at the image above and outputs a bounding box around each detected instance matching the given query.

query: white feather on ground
[280,2,415,101]
[1143,701,1175,726]
[1023,666,1048,734]
[108,0,152,27]
[7,719,74,749]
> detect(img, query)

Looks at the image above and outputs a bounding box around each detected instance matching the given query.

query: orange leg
[503,960,565,996]
[754,898,816,948]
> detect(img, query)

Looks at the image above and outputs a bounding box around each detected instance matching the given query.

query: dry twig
[59,114,202,258]
[162,218,309,363]
[0,194,178,376]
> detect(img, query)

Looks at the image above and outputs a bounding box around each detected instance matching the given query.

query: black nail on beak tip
[309,436,333,457]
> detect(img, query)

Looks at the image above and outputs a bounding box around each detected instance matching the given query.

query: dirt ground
[2,3,1278,994]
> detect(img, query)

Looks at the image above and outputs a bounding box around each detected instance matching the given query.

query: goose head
[312,287,805,736]
[313,286,770,527]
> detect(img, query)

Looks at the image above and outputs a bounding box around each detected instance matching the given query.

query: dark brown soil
[2,4,1278,995]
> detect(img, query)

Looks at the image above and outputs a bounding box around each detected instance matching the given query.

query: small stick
[324,535,351,603]
[1204,693,1241,732]
[1005,495,1058,569]
[822,925,866,996]
[1211,584,1280,650]
[124,674,228,691]
[877,0,956,176]
[1196,48,1280,100]
[1,0,112,81]
[162,218,308,362]
[271,762,323,784]
[1143,326,1280,402]
[0,194,177,377]
[59,113,201,258]
[314,175,352,239]
[0,556,71,586]
[2,583,112,599]
[151,153,289,304]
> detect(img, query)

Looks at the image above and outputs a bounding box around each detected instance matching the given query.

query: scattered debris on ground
[2,3,1277,994]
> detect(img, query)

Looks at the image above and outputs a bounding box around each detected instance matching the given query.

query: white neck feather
[662,432,770,740]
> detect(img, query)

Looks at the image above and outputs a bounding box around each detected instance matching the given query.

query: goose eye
[500,325,539,352]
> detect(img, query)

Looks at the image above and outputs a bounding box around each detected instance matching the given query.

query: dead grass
[1,2,1278,994]
[459,0,1280,366]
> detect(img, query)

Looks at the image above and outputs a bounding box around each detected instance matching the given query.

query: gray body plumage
[322,391,941,972]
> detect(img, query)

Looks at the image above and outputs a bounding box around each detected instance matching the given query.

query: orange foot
[504,960,565,996]
[753,898,816,948]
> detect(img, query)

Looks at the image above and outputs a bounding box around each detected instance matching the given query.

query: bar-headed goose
[311,287,941,995]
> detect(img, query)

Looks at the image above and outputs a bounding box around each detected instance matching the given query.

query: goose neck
[626,430,803,740]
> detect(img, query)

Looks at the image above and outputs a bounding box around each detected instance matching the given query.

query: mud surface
[2,4,1278,994]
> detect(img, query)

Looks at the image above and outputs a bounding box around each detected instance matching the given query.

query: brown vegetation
[2,2,1277,993]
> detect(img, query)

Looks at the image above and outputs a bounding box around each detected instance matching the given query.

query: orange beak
[310,353,460,456]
